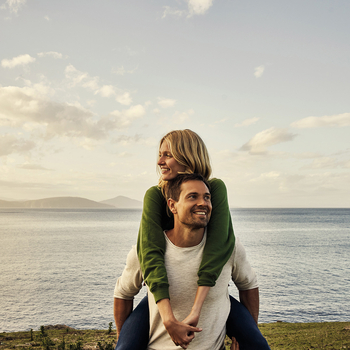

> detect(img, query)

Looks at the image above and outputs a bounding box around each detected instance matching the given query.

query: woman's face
[158,141,186,181]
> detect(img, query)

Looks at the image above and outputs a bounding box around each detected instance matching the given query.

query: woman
[116,129,268,350]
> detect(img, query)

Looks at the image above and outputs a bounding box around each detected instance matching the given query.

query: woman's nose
[157,156,165,165]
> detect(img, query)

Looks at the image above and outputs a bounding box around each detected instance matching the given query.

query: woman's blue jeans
[115,295,270,350]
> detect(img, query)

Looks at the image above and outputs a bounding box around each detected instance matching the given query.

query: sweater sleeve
[197,178,235,286]
[231,238,258,291]
[114,246,143,300]
[137,186,174,303]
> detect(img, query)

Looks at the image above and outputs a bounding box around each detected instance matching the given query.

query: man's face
[173,180,212,229]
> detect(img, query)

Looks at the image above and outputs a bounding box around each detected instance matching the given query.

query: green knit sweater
[136,178,235,303]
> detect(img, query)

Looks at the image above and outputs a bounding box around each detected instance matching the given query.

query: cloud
[37,51,65,59]
[112,65,138,75]
[113,134,142,145]
[44,15,50,21]
[96,85,116,98]
[239,127,297,154]
[291,113,350,128]
[0,134,35,156]
[254,65,265,78]
[65,64,99,91]
[1,54,36,69]
[94,86,132,105]
[188,0,213,16]
[17,164,52,170]
[1,0,26,13]
[157,97,176,108]
[116,92,132,106]
[171,109,194,124]
[162,0,214,18]
[0,85,110,139]
[234,117,260,127]
[102,105,146,129]
[162,6,186,18]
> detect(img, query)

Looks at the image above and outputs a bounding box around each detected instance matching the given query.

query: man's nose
[197,196,207,207]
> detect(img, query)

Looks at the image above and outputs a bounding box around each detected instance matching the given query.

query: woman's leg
[115,296,149,350]
[226,295,270,350]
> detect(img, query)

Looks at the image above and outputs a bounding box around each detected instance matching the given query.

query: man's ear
[167,198,177,214]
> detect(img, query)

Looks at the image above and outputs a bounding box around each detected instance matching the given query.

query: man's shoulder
[228,237,244,263]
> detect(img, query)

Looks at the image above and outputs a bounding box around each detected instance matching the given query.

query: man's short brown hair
[166,174,211,202]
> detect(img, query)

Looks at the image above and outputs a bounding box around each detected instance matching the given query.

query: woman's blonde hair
[158,129,212,192]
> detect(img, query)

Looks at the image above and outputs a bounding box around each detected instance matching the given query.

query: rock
[43,325,74,330]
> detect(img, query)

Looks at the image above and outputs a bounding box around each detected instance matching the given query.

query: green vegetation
[226,322,350,349]
[0,322,349,350]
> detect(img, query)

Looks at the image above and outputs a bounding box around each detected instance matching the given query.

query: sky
[1,0,349,208]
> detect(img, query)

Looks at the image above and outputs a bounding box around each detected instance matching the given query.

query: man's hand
[231,337,239,350]
[163,318,202,349]
[157,298,202,349]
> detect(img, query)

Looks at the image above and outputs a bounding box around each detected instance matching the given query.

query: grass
[1,322,350,350]
[227,322,350,349]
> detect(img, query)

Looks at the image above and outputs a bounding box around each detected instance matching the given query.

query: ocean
[0,208,349,332]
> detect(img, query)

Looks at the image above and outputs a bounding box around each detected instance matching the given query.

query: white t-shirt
[114,232,258,350]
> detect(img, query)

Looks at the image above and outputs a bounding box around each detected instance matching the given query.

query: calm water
[0,208,349,332]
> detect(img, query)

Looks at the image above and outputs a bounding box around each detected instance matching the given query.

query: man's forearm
[239,288,259,324]
[114,298,133,337]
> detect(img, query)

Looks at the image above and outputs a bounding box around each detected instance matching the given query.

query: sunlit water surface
[1,208,349,332]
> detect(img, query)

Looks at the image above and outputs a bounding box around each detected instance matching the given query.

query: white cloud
[291,113,350,128]
[171,109,194,124]
[17,164,52,170]
[1,0,26,13]
[158,97,176,108]
[44,15,50,21]
[162,6,186,18]
[116,92,132,106]
[254,65,265,78]
[188,0,213,16]
[112,65,138,75]
[239,127,297,154]
[162,0,214,18]
[64,64,99,91]
[96,85,116,98]
[0,85,115,140]
[0,134,35,156]
[94,85,132,105]
[1,54,36,69]
[37,51,65,59]
[208,118,227,128]
[234,117,260,127]
[104,105,146,129]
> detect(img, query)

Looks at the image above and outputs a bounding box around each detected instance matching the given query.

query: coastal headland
[1,322,349,350]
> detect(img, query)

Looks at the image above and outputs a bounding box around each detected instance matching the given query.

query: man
[114,174,270,350]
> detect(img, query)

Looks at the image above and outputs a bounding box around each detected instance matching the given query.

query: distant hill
[0,197,114,209]
[100,195,142,208]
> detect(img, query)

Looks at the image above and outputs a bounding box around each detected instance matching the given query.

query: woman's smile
[158,141,186,181]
